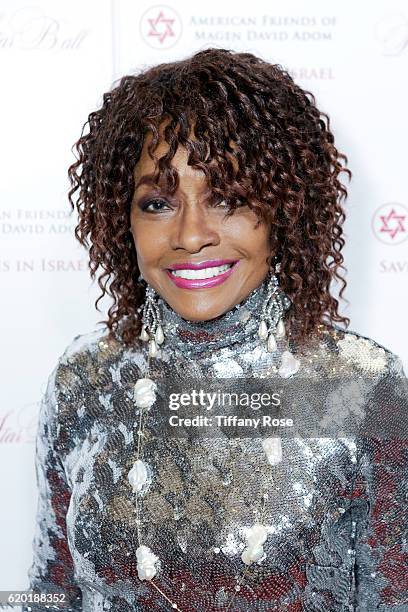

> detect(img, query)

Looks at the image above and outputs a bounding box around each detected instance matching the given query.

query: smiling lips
[166,259,240,289]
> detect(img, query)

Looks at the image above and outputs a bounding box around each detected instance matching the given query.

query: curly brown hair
[68,47,351,348]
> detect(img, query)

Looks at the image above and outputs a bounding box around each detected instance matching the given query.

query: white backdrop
[1,0,407,596]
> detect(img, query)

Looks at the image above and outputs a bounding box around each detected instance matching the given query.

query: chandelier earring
[137,275,165,358]
[257,260,301,378]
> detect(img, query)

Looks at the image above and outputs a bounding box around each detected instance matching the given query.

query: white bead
[134,377,157,408]
[258,320,268,340]
[241,547,253,565]
[149,339,158,357]
[245,545,264,564]
[267,333,277,352]
[128,459,149,492]
[278,350,300,378]
[246,523,268,546]
[241,522,268,564]
[140,326,149,341]
[238,308,251,323]
[155,325,164,345]
[241,543,264,565]
[262,437,282,465]
[275,318,285,339]
[136,545,159,580]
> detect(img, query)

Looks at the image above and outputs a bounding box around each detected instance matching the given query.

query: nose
[170,201,220,253]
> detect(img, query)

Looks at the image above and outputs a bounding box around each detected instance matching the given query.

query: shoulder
[50,323,150,387]
[45,326,145,455]
[41,326,121,415]
[36,328,116,451]
[318,322,406,378]
[53,325,141,384]
[58,326,123,365]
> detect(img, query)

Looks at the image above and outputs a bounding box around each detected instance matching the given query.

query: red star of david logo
[147,11,175,44]
[378,208,406,239]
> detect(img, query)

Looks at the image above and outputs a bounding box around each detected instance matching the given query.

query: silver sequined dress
[24,280,408,611]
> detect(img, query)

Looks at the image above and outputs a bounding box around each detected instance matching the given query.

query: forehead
[134,136,205,186]
[133,121,239,191]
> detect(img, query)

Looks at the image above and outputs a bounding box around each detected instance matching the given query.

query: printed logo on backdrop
[140,5,182,49]
[0,405,37,444]
[0,6,88,51]
[189,14,336,44]
[375,13,408,56]
[371,202,407,245]
[0,208,87,272]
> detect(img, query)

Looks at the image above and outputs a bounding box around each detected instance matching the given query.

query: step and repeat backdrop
[1,0,407,595]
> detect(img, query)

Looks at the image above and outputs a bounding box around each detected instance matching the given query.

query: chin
[170,300,233,323]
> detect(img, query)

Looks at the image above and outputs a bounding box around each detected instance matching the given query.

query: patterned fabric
[24,280,408,611]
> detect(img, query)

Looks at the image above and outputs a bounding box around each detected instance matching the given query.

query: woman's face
[130,129,272,322]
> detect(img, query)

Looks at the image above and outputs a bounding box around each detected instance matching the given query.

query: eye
[140,198,171,213]
[211,198,230,210]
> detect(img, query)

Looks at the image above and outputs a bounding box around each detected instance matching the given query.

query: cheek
[226,215,270,258]
[131,220,166,267]
[131,221,149,263]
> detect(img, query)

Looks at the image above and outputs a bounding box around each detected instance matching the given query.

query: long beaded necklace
[127,268,301,610]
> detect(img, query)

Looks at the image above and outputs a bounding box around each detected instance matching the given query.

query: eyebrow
[134,174,162,192]
[133,173,212,198]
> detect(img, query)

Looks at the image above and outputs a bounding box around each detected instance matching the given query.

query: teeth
[171,263,233,279]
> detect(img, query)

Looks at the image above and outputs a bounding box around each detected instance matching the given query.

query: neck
[157,275,292,355]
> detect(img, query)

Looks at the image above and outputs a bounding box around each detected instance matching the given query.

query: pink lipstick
[166,259,240,289]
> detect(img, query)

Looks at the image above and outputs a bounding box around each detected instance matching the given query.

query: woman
[24,48,407,611]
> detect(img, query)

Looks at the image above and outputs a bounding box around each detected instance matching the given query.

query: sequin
[24,280,408,611]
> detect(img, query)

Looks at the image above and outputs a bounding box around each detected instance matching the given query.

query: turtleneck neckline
[157,276,292,355]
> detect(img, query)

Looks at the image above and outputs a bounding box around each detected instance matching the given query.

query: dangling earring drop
[257,262,286,353]
[257,261,300,378]
[138,281,165,358]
